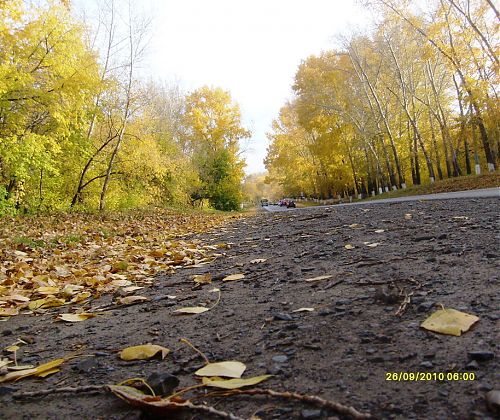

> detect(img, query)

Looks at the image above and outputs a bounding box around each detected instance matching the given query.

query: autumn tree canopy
[265,0,498,199]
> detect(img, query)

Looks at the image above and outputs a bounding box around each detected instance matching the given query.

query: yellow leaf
[7,365,34,371]
[173,306,209,315]
[421,308,479,336]
[344,244,355,250]
[120,344,170,361]
[5,345,20,352]
[292,307,315,312]
[71,291,91,303]
[222,273,245,282]
[0,358,64,383]
[349,223,361,228]
[122,286,143,293]
[36,368,60,378]
[41,296,66,308]
[0,308,19,317]
[195,361,246,378]
[305,275,332,282]
[202,374,272,389]
[0,359,12,369]
[116,295,149,305]
[193,274,212,284]
[57,313,96,322]
[36,286,60,295]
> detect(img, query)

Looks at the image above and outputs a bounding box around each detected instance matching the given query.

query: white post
[475,164,481,175]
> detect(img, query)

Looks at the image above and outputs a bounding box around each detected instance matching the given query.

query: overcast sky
[78,0,372,174]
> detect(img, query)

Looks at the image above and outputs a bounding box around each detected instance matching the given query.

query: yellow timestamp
[386,372,476,381]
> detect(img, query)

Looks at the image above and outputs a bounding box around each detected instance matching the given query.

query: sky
[78,0,372,174]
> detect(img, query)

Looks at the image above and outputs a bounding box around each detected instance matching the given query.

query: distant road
[262,187,500,212]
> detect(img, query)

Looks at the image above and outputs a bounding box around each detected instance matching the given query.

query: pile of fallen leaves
[0,209,235,317]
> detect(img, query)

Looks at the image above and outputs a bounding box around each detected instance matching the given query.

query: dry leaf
[366,242,380,248]
[421,308,479,336]
[344,244,355,250]
[57,313,96,322]
[173,306,209,315]
[222,273,245,282]
[0,358,64,383]
[121,286,144,293]
[404,213,412,220]
[250,259,267,264]
[202,374,272,389]
[71,291,91,303]
[374,229,385,233]
[348,223,362,228]
[305,275,332,282]
[192,274,212,284]
[0,308,19,317]
[292,307,315,312]
[120,344,170,361]
[195,361,246,378]
[116,295,149,305]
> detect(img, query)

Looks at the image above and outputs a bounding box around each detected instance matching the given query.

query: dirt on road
[1,198,499,419]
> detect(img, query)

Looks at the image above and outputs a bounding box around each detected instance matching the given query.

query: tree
[181,87,250,210]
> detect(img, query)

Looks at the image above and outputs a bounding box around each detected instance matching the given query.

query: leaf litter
[0,210,234,317]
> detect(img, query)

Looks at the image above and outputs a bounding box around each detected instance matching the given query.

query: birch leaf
[120,344,170,361]
[202,374,272,389]
[222,273,245,282]
[57,313,96,322]
[173,306,209,315]
[116,295,149,305]
[195,361,246,378]
[0,308,19,317]
[193,274,212,284]
[421,308,479,336]
[305,275,332,282]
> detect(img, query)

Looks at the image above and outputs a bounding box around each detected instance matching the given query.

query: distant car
[279,198,296,208]
[260,199,269,206]
[287,200,296,208]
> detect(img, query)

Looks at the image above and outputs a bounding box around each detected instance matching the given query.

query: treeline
[265,0,499,198]
[0,1,248,215]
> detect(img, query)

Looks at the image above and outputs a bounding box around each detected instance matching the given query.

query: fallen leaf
[7,364,34,371]
[71,291,91,303]
[349,223,362,228]
[192,274,212,284]
[121,286,144,293]
[0,308,19,317]
[404,213,412,220]
[366,242,380,248]
[173,306,209,315]
[222,273,245,282]
[116,295,149,305]
[292,307,315,312]
[374,229,385,233]
[0,358,64,383]
[250,259,267,264]
[202,374,272,389]
[305,275,332,282]
[195,361,246,378]
[57,313,96,322]
[5,345,20,352]
[344,244,355,250]
[120,344,170,361]
[0,359,12,369]
[421,308,479,336]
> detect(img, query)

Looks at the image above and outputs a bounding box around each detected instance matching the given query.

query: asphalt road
[263,187,500,212]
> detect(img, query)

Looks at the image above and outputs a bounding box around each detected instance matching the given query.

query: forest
[0,0,249,215]
[265,0,499,199]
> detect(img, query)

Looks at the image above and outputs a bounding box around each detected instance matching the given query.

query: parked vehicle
[260,199,269,206]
